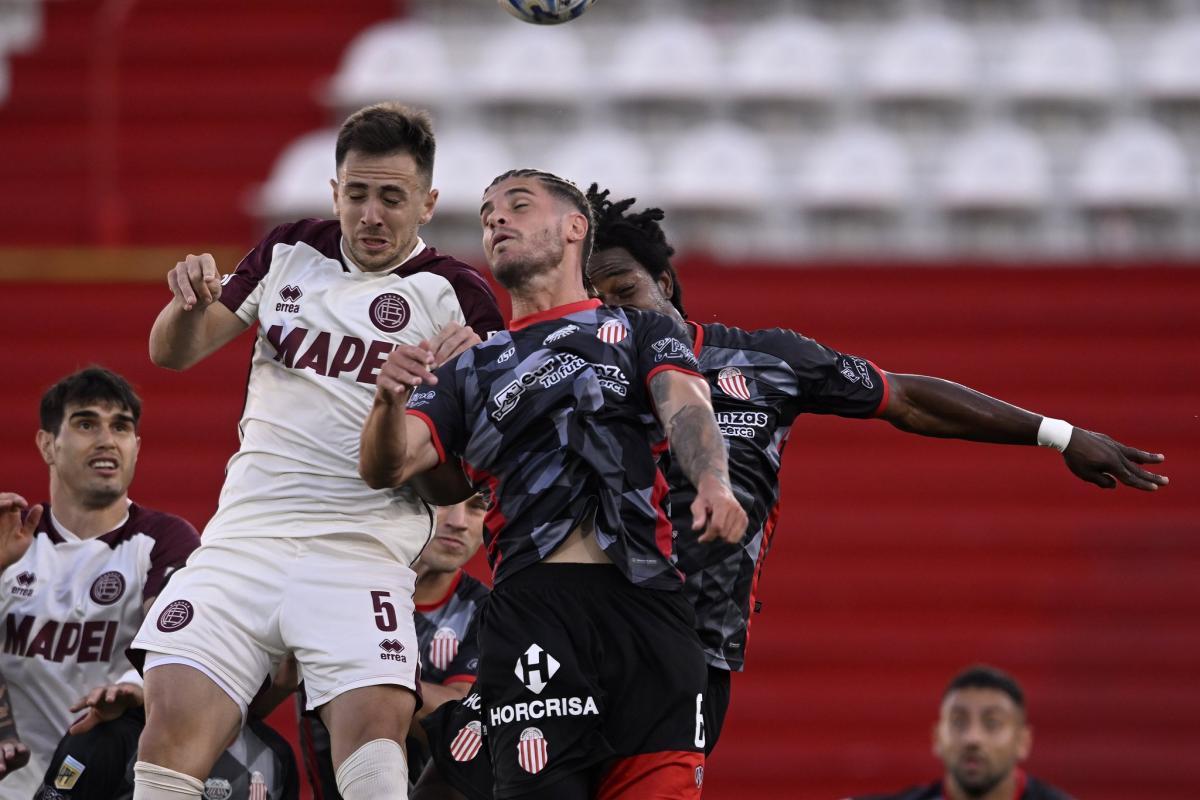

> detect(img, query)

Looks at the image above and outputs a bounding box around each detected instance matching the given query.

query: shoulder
[1025,776,1076,800]
[398,248,503,333]
[259,218,342,259]
[122,504,200,549]
[700,321,815,358]
[457,571,491,602]
[848,782,941,800]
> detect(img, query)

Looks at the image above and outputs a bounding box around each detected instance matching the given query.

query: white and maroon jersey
[210,219,504,565]
[0,502,198,798]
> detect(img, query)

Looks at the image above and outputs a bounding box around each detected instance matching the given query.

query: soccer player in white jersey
[129,103,505,800]
[0,367,200,799]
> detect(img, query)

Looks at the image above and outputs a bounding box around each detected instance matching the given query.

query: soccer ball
[498,0,596,25]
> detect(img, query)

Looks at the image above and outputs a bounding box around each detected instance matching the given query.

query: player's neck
[413,566,457,606]
[507,266,589,321]
[48,486,130,539]
[944,770,1020,800]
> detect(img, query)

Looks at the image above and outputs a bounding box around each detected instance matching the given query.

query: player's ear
[419,187,439,226]
[35,429,54,466]
[930,721,942,759]
[1017,722,1032,761]
[330,178,340,216]
[566,211,588,245]
[656,270,674,301]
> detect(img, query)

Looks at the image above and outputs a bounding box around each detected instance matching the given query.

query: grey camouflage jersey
[672,321,888,671]
[407,299,701,589]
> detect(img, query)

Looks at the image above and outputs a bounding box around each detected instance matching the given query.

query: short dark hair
[943,664,1026,713]
[335,102,436,182]
[487,169,595,269]
[585,184,686,318]
[39,367,142,434]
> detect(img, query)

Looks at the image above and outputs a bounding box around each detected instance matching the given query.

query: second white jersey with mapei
[210,219,504,564]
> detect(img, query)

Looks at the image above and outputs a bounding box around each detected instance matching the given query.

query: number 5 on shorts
[694,692,706,749]
[371,590,397,631]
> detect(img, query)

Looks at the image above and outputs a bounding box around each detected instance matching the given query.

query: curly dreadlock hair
[586,184,686,318]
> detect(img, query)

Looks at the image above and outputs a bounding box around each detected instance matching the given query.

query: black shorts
[703,665,732,757]
[475,563,707,799]
[419,692,494,800]
[35,709,144,799]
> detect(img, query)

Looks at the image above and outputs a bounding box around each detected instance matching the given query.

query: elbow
[148,340,193,371]
[359,458,401,491]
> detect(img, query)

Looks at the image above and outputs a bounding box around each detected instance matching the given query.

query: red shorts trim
[595,751,705,800]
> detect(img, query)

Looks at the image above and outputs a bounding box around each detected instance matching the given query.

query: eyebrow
[480,186,536,217]
[344,182,408,194]
[69,410,136,426]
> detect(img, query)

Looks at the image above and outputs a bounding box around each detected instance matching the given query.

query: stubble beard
[492,225,564,291]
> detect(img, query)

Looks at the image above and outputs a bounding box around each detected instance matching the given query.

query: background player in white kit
[0,367,200,799]
[130,103,504,800]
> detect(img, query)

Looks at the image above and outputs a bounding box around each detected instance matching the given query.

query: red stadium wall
[1,265,1196,799]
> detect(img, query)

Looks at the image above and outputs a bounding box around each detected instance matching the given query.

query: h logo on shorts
[514,643,559,695]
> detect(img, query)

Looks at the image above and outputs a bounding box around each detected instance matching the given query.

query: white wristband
[1037,417,1074,452]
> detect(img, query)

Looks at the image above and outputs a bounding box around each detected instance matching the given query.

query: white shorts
[133,534,419,710]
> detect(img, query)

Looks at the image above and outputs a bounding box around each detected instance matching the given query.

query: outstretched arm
[881,373,1168,491]
[649,370,748,543]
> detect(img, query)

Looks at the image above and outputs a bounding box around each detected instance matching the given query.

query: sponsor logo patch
[429,627,460,672]
[369,293,411,333]
[450,720,484,762]
[379,639,408,662]
[90,571,126,605]
[543,324,579,345]
[157,600,194,632]
[249,771,268,800]
[497,345,516,364]
[696,765,704,788]
[276,284,303,313]
[53,755,86,790]
[515,643,559,695]
[203,777,233,800]
[716,367,752,401]
[596,319,628,344]
[517,727,549,774]
[11,571,35,597]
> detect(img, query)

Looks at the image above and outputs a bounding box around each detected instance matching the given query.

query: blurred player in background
[582,185,1167,755]
[0,668,29,783]
[0,368,200,799]
[129,103,504,800]
[360,169,745,799]
[847,665,1075,800]
[301,495,490,799]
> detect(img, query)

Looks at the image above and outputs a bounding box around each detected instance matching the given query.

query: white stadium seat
[542,129,653,202]
[325,22,451,111]
[605,19,720,104]
[997,20,1118,106]
[0,0,43,54]
[659,123,773,211]
[1139,21,1200,104]
[1073,120,1190,209]
[469,24,589,106]
[798,126,913,211]
[862,16,978,105]
[255,130,339,221]
[728,18,842,105]
[936,123,1051,211]
[430,129,515,216]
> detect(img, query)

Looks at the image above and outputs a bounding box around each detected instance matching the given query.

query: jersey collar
[508,298,602,331]
[415,568,464,613]
[338,237,427,274]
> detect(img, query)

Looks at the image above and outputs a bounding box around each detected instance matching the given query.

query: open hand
[68,683,144,735]
[1063,429,1168,491]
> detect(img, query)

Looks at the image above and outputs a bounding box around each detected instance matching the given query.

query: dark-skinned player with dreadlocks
[581,184,1166,750]
[409,185,1167,800]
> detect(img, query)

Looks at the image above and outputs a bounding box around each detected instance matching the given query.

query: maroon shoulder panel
[394,248,505,338]
[218,218,343,315]
[102,503,201,601]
